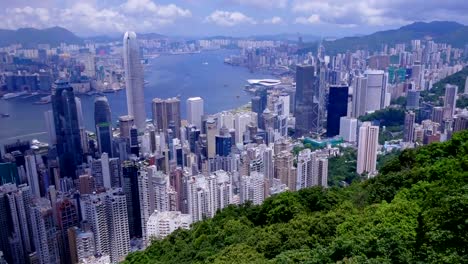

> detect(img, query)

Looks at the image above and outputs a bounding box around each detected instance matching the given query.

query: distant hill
[302,21,468,54]
[250,33,320,42]
[0,26,83,48]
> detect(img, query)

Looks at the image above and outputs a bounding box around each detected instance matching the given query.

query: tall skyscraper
[443,84,458,119]
[54,197,79,264]
[122,160,142,238]
[94,96,113,157]
[44,110,56,145]
[406,90,420,110]
[274,150,295,191]
[118,115,134,140]
[215,126,232,157]
[364,70,387,112]
[352,75,367,117]
[404,111,416,143]
[206,118,217,158]
[327,85,349,137]
[295,65,321,137]
[52,79,83,179]
[339,117,357,143]
[187,97,204,130]
[123,31,146,131]
[151,97,182,138]
[357,122,379,176]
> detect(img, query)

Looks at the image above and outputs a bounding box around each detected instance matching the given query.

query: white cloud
[205,10,256,26]
[232,0,288,9]
[263,16,284,25]
[295,14,321,24]
[0,0,192,35]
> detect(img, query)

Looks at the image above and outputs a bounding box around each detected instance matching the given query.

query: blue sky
[1,0,467,37]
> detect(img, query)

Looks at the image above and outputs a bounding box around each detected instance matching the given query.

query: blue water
[0,49,272,146]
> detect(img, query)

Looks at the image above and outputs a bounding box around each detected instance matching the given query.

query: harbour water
[0,49,273,146]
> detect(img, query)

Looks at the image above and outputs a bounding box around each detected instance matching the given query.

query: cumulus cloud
[205,10,256,26]
[291,0,468,27]
[295,14,321,24]
[263,16,284,25]
[0,0,191,35]
[230,0,288,9]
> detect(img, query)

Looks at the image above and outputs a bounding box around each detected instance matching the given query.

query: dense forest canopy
[125,130,468,264]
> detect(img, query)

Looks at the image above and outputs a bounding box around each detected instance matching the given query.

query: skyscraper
[295,65,321,137]
[206,118,217,158]
[94,96,113,157]
[364,70,387,112]
[357,122,379,176]
[406,90,420,110]
[30,198,60,264]
[123,31,146,131]
[327,85,349,137]
[118,115,134,140]
[151,97,182,138]
[52,79,83,179]
[187,97,204,130]
[122,160,141,238]
[352,76,367,117]
[215,126,232,157]
[404,111,416,143]
[444,84,458,119]
[339,117,357,143]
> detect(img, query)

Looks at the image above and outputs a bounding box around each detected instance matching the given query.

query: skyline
[1,0,468,37]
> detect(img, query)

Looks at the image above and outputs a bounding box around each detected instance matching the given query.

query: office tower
[147,211,192,239]
[55,197,79,264]
[251,88,268,129]
[239,172,266,205]
[443,84,458,119]
[81,189,130,263]
[357,122,379,176]
[119,115,134,140]
[206,118,217,158]
[431,106,444,125]
[352,75,368,117]
[44,110,56,145]
[327,85,349,137]
[295,65,321,137]
[123,31,146,131]
[25,154,40,197]
[151,97,182,138]
[339,117,357,142]
[215,126,232,157]
[30,198,60,264]
[234,113,251,144]
[364,70,387,112]
[75,97,89,155]
[404,111,416,142]
[122,160,142,238]
[275,150,296,191]
[406,90,420,110]
[130,126,139,156]
[109,157,122,188]
[94,96,113,157]
[0,184,33,264]
[52,79,83,179]
[187,97,204,129]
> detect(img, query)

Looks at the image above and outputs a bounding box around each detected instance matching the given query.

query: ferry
[1,113,10,118]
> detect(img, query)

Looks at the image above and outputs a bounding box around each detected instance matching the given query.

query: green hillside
[421,66,468,107]
[124,130,468,263]
[0,26,83,48]
[301,21,468,54]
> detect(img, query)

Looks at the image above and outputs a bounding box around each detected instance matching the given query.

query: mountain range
[321,21,468,54]
[0,21,467,51]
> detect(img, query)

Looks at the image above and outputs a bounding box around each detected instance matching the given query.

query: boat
[2,91,27,100]
[1,113,10,118]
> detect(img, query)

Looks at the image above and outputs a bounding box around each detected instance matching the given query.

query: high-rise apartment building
[239,171,266,205]
[444,84,458,119]
[296,149,328,190]
[30,198,60,264]
[357,122,379,176]
[146,211,191,240]
[186,97,204,130]
[352,75,367,117]
[123,32,146,131]
[274,150,296,191]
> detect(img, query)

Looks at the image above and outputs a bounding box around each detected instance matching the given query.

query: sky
[1,0,468,37]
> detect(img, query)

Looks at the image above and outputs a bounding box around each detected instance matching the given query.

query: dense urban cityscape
[0,2,468,264]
